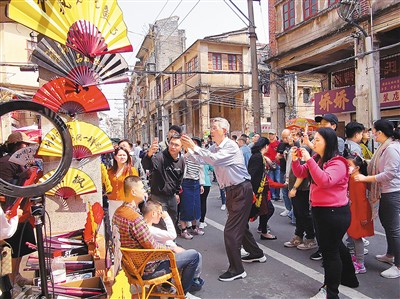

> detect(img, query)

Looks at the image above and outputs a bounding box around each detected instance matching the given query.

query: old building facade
[268,0,400,136]
[126,23,271,142]
[0,1,39,141]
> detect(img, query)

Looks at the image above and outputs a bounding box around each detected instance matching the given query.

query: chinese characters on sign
[314,86,356,115]
[380,76,400,109]
[315,76,400,115]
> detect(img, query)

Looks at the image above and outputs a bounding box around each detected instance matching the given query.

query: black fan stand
[30,196,49,298]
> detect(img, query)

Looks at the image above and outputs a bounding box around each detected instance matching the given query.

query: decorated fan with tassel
[7,0,133,57]
[33,78,110,117]
[39,168,97,199]
[84,202,104,243]
[31,38,129,87]
[38,120,114,159]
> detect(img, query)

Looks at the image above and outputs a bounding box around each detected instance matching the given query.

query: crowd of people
[0,114,399,299]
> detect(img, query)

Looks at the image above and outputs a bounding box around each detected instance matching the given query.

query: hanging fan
[38,120,114,159]
[39,168,97,199]
[31,38,129,87]
[7,0,133,57]
[32,78,110,116]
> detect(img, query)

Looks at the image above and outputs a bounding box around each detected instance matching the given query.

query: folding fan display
[31,38,129,87]
[33,78,110,116]
[7,0,133,57]
[38,120,114,159]
[39,168,97,199]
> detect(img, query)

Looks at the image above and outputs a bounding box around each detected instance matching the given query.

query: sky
[101,0,269,116]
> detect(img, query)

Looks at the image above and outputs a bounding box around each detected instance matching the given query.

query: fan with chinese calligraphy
[7,0,133,57]
[33,78,110,116]
[38,120,114,159]
[31,38,129,87]
[39,168,97,199]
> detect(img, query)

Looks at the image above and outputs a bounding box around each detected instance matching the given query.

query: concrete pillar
[354,36,370,127]
[269,71,279,134]
[199,86,210,138]
[186,100,193,135]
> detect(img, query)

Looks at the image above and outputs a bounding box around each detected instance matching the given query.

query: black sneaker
[218,271,247,282]
[310,250,323,261]
[241,254,267,263]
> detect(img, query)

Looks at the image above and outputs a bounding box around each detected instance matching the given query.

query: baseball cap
[268,129,277,134]
[168,125,182,134]
[6,132,35,144]
[191,136,202,147]
[315,114,338,126]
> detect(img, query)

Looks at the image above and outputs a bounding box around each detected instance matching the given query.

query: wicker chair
[120,247,185,299]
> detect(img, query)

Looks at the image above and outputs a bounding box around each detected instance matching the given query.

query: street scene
[181,183,399,299]
[0,0,399,299]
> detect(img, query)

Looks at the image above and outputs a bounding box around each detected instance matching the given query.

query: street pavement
[178,182,400,299]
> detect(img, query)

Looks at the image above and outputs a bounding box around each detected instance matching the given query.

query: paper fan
[31,38,129,87]
[38,120,114,159]
[33,78,110,116]
[39,168,97,199]
[7,0,133,57]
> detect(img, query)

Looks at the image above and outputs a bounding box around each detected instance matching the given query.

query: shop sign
[314,86,356,115]
[380,76,400,109]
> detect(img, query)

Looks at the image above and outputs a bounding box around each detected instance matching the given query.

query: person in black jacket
[247,137,278,240]
[141,134,185,234]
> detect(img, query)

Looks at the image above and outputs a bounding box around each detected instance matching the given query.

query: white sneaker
[221,204,226,211]
[310,286,327,299]
[240,248,249,257]
[185,291,201,299]
[376,254,395,265]
[279,209,290,217]
[199,222,205,229]
[362,238,369,247]
[380,265,400,279]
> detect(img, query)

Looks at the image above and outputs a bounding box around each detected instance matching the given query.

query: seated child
[143,200,204,291]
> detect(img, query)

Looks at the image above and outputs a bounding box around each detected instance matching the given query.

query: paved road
[178,183,399,299]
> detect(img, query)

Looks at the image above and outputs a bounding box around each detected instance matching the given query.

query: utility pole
[247,0,261,134]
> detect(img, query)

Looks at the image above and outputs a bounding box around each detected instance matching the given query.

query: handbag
[0,240,12,276]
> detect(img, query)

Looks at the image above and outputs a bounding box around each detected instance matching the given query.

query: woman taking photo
[292,127,358,298]
[354,119,400,279]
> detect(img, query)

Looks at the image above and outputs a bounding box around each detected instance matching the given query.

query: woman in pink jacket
[292,127,358,299]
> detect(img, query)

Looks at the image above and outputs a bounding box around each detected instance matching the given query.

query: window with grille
[174,68,183,86]
[304,0,318,20]
[228,54,237,70]
[212,53,222,70]
[283,0,295,30]
[163,77,171,93]
[328,0,339,6]
[303,87,311,103]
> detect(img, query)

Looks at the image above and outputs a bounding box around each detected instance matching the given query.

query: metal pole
[247,0,261,134]
[31,196,49,298]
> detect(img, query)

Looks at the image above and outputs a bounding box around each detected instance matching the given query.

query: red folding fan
[31,38,129,87]
[32,78,110,116]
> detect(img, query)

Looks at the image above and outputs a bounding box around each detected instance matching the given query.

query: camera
[297,148,302,158]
